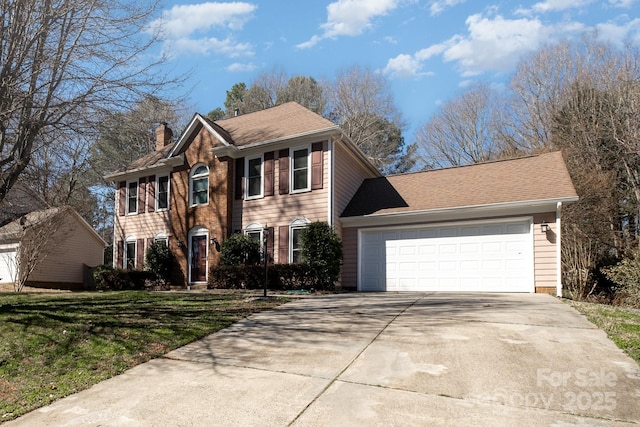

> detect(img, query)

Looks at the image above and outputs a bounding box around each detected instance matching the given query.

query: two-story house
[107,102,578,295]
[106,102,380,287]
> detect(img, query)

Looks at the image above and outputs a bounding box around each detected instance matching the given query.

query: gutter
[340,196,579,226]
[103,155,184,181]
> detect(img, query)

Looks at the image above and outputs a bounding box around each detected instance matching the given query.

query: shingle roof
[341,151,578,217]
[213,102,337,147]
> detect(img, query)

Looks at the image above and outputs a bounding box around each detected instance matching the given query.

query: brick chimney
[155,122,173,150]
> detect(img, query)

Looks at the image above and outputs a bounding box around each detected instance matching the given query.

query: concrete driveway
[7,293,640,426]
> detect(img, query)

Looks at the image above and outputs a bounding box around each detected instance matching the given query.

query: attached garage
[340,152,579,295]
[359,219,533,292]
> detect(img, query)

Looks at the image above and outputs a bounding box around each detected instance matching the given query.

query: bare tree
[276,76,326,114]
[416,83,501,168]
[0,0,176,205]
[5,207,75,292]
[325,65,414,174]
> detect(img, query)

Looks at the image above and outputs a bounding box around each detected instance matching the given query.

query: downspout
[328,138,335,227]
[556,202,562,298]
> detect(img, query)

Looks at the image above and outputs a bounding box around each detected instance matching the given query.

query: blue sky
[150,0,640,140]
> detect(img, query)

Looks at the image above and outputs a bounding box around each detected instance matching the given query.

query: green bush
[602,252,640,307]
[93,265,154,291]
[220,233,261,266]
[208,264,312,291]
[145,241,174,284]
[300,222,343,290]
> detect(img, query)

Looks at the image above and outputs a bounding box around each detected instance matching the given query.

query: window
[291,147,310,192]
[157,175,169,210]
[245,223,263,244]
[125,237,136,269]
[246,156,263,199]
[127,181,138,214]
[190,165,209,206]
[290,218,309,264]
[154,232,168,248]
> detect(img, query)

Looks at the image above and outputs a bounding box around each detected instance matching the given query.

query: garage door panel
[360,220,533,292]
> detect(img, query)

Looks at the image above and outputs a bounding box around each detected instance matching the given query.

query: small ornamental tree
[145,241,173,284]
[300,222,343,290]
[602,251,640,307]
[220,234,261,266]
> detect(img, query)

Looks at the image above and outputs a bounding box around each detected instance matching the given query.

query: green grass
[0,291,287,422]
[568,300,640,365]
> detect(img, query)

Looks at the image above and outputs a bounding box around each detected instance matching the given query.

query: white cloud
[382,12,588,79]
[297,0,404,49]
[595,18,640,46]
[226,62,257,72]
[149,2,257,38]
[609,0,636,7]
[429,0,465,16]
[170,37,253,57]
[531,0,592,13]
[148,2,256,57]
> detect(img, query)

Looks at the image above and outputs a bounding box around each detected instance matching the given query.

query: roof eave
[103,155,184,181]
[209,126,341,158]
[340,196,579,226]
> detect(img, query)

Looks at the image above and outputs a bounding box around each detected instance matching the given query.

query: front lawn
[568,300,640,365]
[0,291,287,422]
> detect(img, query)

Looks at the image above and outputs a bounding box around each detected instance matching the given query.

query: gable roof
[0,183,49,227]
[0,206,106,246]
[107,102,341,180]
[341,151,578,218]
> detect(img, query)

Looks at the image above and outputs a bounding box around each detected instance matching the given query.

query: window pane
[158,176,169,210]
[293,170,308,190]
[248,158,261,177]
[127,182,138,213]
[248,177,261,196]
[293,149,308,169]
[194,165,208,176]
[247,231,261,242]
[192,176,208,205]
[126,242,136,269]
[194,191,207,205]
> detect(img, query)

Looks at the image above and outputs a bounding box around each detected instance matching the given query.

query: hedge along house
[106,102,379,288]
[340,152,578,296]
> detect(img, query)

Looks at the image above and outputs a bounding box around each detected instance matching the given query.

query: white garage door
[359,220,533,292]
[0,244,18,284]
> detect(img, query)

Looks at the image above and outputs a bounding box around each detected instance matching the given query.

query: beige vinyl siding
[115,211,171,242]
[232,146,329,263]
[29,215,104,284]
[332,142,379,236]
[533,212,558,291]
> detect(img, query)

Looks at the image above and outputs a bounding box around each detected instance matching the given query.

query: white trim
[356,217,535,293]
[188,227,209,284]
[189,164,209,207]
[340,197,579,227]
[289,218,310,264]
[154,232,168,246]
[290,146,311,194]
[245,222,264,242]
[328,139,335,227]
[155,174,170,211]
[556,202,563,298]
[126,180,138,215]
[168,114,230,158]
[245,155,264,200]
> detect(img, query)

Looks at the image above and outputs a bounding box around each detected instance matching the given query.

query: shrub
[93,265,154,291]
[220,233,261,266]
[145,241,174,284]
[300,222,343,290]
[208,264,312,291]
[601,252,640,307]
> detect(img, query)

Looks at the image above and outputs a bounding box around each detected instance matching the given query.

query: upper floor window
[157,175,169,210]
[190,165,209,206]
[127,181,138,214]
[154,232,168,248]
[291,147,310,192]
[246,156,263,199]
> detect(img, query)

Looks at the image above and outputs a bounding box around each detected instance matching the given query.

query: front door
[190,235,207,282]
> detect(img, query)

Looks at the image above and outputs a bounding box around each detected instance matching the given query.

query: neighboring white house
[0,207,105,290]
